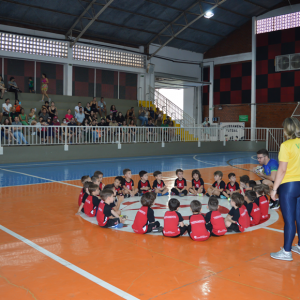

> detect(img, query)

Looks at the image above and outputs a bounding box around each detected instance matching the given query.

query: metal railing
[0,125,283,152]
[149,86,195,127]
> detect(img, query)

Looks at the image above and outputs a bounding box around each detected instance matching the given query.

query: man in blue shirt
[253,149,279,209]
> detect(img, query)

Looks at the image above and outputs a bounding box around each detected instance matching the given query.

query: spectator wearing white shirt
[75,107,85,125]
[1,98,12,122]
[74,102,82,115]
[98,97,107,117]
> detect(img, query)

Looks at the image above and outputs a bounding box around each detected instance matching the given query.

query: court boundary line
[263,227,298,236]
[0,224,139,300]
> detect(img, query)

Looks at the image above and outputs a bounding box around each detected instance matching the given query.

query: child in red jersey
[76,183,101,217]
[78,175,91,206]
[122,168,138,198]
[97,189,126,228]
[225,193,250,232]
[163,198,188,237]
[254,184,270,221]
[94,171,105,191]
[187,200,210,241]
[113,176,124,196]
[239,175,252,196]
[152,170,169,196]
[79,181,92,212]
[132,192,162,234]
[244,190,261,226]
[138,171,151,195]
[171,169,187,196]
[205,197,227,236]
[102,184,124,216]
[206,171,229,199]
[226,173,240,197]
[189,169,205,196]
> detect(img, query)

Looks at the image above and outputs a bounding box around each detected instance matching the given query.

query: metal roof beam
[243,0,268,10]
[70,0,115,47]
[66,0,97,39]
[147,0,227,59]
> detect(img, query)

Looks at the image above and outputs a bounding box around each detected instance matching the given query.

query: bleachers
[2,91,140,124]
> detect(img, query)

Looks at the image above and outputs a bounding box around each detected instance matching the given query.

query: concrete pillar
[251,16,257,140]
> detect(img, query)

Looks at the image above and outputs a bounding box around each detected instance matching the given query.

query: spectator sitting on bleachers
[49,102,57,120]
[39,108,49,122]
[149,107,155,121]
[28,108,37,125]
[52,116,61,141]
[65,109,73,123]
[0,75,7,99]
[98,97,107,117]
[138,106,148,126]
[126,107,136,124]
[9,106,19,124]
[75,107,85,125]
[110,105,118,118]
[75,102,82,115]
[116,112,125,126]
[155,108,162,126]
[90,97,99,116]
[107,113,113,123]
[1,98,12,123]
[19,108,28,125]
[12,116,29,145]
[90,111,97,122]
[2,118,17,143]
[147,119,156,142]
[8,77,22,100]
[84,102,91,120]
[14,100,22,115]
[38,101,50,115]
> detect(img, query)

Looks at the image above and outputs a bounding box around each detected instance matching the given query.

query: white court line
[0,224,139,300]
[0,151,251,169]
[0,168,82,189]
[263,227,298,235]
[193,155,216,165]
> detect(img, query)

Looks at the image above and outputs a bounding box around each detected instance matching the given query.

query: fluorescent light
[204,11,214,19]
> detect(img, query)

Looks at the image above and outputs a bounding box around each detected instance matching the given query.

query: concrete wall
[0,141,266,164]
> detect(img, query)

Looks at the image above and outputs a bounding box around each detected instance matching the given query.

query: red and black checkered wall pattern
[203,61,252,106]
[72,66,137,100]
[256,27,300,103]
[1,58,63,95]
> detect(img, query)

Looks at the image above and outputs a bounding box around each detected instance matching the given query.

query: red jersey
[256,195,269,220]
[132,206,148,234]
[249,202,261,226]
[114,185,122,195]
[84,195,97,217]
[153,179,165,189]
[189,214,210,241]
[99,182,104,191]
[163,211,180,237]
[226,182,239,192]
[210,211,227,236]
[240,188,246,194]
[192,178,204,190]
[237,205,250,232]
[124,179,134,191]
[174,178,187,190]
[96,201,108,227]
[138,180,151,194]
[78,188,84,206]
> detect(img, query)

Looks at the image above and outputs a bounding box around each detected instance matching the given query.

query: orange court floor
[0,157,299,300]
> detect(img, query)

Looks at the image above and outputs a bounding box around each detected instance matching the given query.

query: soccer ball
[255,166,264,174]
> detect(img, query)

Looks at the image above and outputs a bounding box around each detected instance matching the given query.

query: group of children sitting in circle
[76,168,270,241]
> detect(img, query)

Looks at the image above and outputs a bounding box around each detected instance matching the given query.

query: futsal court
[0,151,297,300]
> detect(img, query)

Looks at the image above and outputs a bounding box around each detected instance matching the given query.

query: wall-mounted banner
[220,122,245,141]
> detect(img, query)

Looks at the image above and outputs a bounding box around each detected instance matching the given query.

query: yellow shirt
[278,138,300,184]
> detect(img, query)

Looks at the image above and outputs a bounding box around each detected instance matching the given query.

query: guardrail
[0,125,283,153]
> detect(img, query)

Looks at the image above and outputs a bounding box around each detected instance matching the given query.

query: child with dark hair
[206,171,228,199]
[249,180,257,190]
[97,189,126,228]
[78,181,92,212]
[240,175,250,196]
[122,168,138,197]
[254,184,270,220]
[226,173,240,196]
[132,192,162,234]
[76,183,101,217]
[244,190,261,226]
[171,169,187,196]
[152,171,169,196]
[189,169,205,195]
[205,197,227,236]
[113,176,124,196]
[163,198,188,237]
[225,193,250,232]
[187,200,210,241]
[91,175,100,187]
[138,170,151,194]
[94,171,105,191]
[78,175,91,206]
[103,183,124,216]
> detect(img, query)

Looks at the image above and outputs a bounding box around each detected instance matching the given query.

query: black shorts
[91,107,98,113]
[3,112,9,116]
[227,223,241,233]
[206,223,222,236]
[259,179,274,184]
[101,218,120,228]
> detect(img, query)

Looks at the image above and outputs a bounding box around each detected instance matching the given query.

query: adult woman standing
[270,117,300,261]
[40,73,50,102]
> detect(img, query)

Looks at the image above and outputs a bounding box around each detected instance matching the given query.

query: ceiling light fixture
[204,11,214,19]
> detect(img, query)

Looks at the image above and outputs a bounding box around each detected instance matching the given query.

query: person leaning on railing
[1,118,17,144]
[11,116,29,145]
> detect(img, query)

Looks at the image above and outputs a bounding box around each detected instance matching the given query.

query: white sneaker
[291,244,300,255]
[270,248,293,261]
[31,132,36,136]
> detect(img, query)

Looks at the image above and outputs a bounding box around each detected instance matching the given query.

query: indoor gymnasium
[1,1,300,299]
